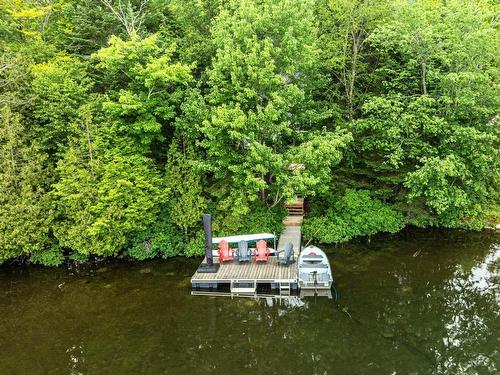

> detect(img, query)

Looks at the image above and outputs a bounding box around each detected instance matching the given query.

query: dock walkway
[276,225,301,257]
[191,217,302,293]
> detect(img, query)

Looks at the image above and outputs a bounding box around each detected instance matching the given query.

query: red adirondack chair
[217,240,234,262]
[254,240,270,262]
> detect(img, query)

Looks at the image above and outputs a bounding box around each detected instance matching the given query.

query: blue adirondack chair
[237,240,251,262]
[278,241,295,266]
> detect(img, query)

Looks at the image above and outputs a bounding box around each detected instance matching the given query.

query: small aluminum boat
[298,246,333,289]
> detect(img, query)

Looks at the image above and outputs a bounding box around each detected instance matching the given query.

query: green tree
[47,0,124,55]
[94,33,193,154]
[200,0,350,230]
[126,208,184,260]
[165,138,206,235]
[303,189,404,244]
[167,0,220,71]
[53,106,168,256]
[30,55,92,156]
[316,0,390,120]
[335,0,499,229]
[0,106,53,264]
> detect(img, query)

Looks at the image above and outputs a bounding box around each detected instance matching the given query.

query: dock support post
[196,214,220,273]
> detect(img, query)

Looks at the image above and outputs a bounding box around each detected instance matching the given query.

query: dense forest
[0,0,498,265]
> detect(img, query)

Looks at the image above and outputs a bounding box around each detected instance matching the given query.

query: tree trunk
[347,28,362,121]
[420,59,427,95]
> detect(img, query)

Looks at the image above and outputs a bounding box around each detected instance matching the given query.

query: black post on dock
[196,214,220,273]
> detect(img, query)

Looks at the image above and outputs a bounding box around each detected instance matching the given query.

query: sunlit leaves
[285,131,352,197]
[0,106,53,263]
[30,56,92,156]
[94,33,193,150]
[165,139,206,234]
[201,0,338,229]
[54,149,168,256]
[341,0,499,228]
[303,189,404,243]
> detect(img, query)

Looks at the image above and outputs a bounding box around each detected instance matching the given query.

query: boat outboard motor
[196,214,220,273]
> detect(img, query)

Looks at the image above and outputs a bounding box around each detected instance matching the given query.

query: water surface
[1,230,498,374]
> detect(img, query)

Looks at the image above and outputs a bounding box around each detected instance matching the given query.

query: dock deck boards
[191,218,302,287]
[276,225,301,256]
[191,256,297,282]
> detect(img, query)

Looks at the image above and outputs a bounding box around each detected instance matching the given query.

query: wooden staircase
[285,197,304,216]
[283,197,304,226]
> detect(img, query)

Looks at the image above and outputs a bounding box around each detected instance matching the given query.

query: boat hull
[299,281,333,290]
[298,246,333,290]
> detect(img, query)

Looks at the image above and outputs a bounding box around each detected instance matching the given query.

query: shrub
[126,211,184,260]
[303,189,405,244]
[184,230,205,257]
[29,246,65,266]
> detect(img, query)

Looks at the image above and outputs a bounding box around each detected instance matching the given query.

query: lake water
[1,230,498,374]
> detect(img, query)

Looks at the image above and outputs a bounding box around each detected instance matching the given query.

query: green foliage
[184,230,205,257]
[165,139,206,234]
[46,0,125,55]
[316,0,391,120]
[127,210,184,260]
[54,148,168,256]
[4,0,53,40]
[334,0,499,229]
[94,33,193,151]
[68,251,90,264]
[285,130,353,197]
[239,206,286,237]
[214,204,286,237]
[405,151,497,230]
[0,106,53,264]
[200,0,348,228]
[167,0,220,70]
[29,246,65,267]
[0,0,498,265]
[303,190,405,243]
[30,56,92,156]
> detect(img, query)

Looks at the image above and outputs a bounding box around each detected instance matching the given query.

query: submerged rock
[139,268,152,274]
[381,330,395,339]
[386,317,396,325]
[177,278,190,288]
[96,267,108,273]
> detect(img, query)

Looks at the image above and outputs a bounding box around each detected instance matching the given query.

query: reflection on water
[437,245,499,374]
[66,343,85,375]
[0,230,498,374]
[469,244,499,295]
[265,296,307,310]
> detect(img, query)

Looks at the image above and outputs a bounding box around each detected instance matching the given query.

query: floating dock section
[191,217,302,295]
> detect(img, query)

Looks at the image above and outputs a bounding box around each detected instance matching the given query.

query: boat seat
[301,255,324,260]
[300,271,330,282]
[299,263,328,268]
[317,273,330,282]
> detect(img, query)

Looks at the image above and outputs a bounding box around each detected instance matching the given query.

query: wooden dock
[191,217,303,294]
[276,225,301,257]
